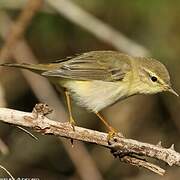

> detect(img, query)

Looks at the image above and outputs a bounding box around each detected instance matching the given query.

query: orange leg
[65,90,76,131]
[95,112,117,133]
[95,112,124,140]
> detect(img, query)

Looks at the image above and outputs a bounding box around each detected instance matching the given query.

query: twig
[119,156,165,176]
[0,105,179,175]
[16,126,38,140]
[0,165,15,180]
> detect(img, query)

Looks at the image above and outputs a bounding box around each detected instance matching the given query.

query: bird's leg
[65,90,76,131]
[95,112,121,141]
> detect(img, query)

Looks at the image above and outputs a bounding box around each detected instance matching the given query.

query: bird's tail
[0,63,54,74]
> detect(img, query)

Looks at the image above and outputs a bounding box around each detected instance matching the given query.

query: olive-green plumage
[0,50,178,112]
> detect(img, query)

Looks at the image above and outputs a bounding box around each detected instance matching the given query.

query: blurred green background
[0,0,180,179]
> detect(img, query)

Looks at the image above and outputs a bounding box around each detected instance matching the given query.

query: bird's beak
[168,87,179,97]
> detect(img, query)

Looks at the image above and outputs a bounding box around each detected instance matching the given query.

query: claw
[107,128,121,144]
[107,130,116,142]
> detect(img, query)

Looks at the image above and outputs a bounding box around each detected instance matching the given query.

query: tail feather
[0,63,52,74]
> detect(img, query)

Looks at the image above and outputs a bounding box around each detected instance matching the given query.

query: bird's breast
[62,80,128,112]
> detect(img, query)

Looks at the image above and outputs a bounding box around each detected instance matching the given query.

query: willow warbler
[1,51,178,134]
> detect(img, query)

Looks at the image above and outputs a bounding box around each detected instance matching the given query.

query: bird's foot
[69,116,76,131]
[107,128,124,144]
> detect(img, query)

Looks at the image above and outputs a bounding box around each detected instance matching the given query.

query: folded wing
[42,51,131,82]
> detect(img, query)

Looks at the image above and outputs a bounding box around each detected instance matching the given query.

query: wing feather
[42,51,131,81]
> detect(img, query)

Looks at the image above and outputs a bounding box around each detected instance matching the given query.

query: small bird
[0,51,178,136]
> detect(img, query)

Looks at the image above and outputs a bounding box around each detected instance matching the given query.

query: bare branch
[119,156,165,176]
[0,105,179,175]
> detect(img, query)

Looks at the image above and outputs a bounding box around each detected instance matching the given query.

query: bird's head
[132,57,179,96]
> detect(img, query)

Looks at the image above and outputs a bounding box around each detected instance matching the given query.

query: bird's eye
[151,76,157,82]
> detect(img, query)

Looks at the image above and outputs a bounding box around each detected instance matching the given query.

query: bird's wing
[42,51,131,82]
